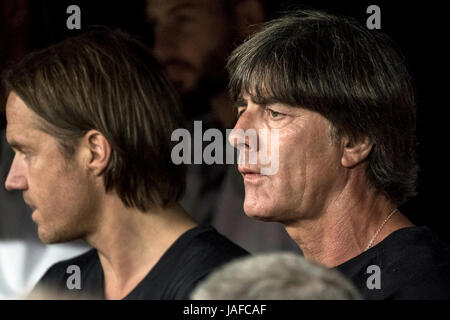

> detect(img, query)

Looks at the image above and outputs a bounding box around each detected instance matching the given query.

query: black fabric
[335,226,450,300]
[31,225,248,299]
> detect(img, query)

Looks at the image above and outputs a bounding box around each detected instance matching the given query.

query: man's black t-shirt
[335,226,450,299]
[31,225,248,299]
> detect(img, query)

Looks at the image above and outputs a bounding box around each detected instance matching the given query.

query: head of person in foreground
[191,252,361,299]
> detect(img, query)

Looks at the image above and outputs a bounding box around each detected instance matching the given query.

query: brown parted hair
[2,27,186,212]
[227,10,418,206]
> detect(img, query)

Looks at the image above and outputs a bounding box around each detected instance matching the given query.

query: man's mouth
[238,166,265,183]
[23,196,36,211]
[164,61,195,76]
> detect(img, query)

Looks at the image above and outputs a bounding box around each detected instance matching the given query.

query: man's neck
[284,184,414,268]
[85,196,197,299]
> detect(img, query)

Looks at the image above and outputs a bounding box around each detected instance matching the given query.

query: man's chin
[243,204,277,222]
[38,229,76,244]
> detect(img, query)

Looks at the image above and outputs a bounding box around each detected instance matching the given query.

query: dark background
[1,0,449,242]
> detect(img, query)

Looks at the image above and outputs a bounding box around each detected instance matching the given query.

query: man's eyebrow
[234,97,247,108]
[169,1,202,15]
[7,139,25,151]
[234,94,283,109]
[251,96,279,106]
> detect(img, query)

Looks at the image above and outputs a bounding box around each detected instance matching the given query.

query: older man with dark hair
[227,10,450,299]
[2,28,247,299]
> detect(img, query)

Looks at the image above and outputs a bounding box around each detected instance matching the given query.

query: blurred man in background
[146,0,300,253]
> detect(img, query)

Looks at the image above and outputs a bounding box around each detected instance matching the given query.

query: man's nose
[228,111,258,152]
[152,24,178,62]
[4,155,28,191]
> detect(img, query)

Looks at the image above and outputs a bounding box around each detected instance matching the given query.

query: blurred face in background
[146,0,237,98]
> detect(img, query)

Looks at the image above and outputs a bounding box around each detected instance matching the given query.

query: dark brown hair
[227,10,418,205]
[2,28,185,211]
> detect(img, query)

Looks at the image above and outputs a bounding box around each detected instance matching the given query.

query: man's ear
[341,136,374,168]
[82,130,111,176]
[233,0,265,39]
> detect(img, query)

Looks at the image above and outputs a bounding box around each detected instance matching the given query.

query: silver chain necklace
[365,208,398,251]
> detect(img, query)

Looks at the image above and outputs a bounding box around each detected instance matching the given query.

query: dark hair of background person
[2,28,186,212]
[227,9,418,207]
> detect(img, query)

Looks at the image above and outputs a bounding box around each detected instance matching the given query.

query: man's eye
[266,108,284,119]
[174,13,194,25]
[236,107,246,118]
[18,149,32,160]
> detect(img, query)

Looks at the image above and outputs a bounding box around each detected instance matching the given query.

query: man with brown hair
[2,28,247,299]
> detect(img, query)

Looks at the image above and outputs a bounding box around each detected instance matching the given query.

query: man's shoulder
[176,225,249,263]
[116,225,248,300]
[149,225,248,299]
[339,226,450,270]
[385,226,450,299]
[336,226,450,299]
[383,226,450,269]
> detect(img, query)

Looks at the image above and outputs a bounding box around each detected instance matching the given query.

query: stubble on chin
[37,223,84,244]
